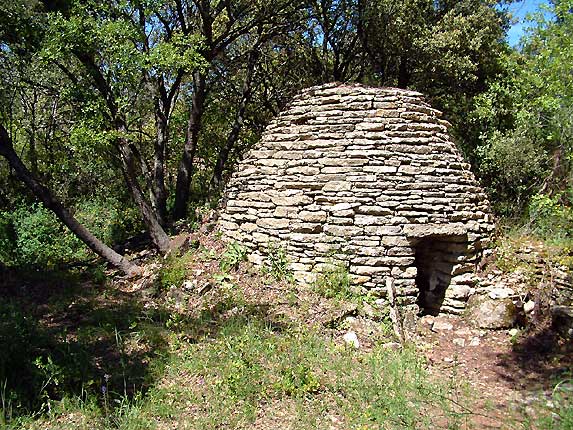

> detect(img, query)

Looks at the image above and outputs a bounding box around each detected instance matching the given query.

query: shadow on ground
[495,320,573,392]
[0,268,283,420]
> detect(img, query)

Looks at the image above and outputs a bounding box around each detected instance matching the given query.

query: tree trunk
[173,70,206,220]
[0,124,141,277]
[210,50,258,190]
[397,55,410,89]
[152,102,168,226]
[74,51,172,251]
[116,134,171,254]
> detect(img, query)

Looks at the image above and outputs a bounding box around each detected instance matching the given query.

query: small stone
[453,338,466,347]
[381,342,401,350]
[523,300,535,313]
[182,280,196,290]
[469,337,480,346]
[454,327,472,336]
[419,315,435,326]
[432,318,454,332]
[343,331,360,348]
[443,357,454,363]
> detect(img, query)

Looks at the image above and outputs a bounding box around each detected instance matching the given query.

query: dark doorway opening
[412,235,467,315]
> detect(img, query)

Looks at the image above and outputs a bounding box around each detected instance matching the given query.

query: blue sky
[505,0,551,46]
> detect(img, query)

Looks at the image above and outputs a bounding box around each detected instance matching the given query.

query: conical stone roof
[219,83,495,315]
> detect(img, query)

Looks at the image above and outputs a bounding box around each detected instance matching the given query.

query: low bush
[315,261,354,300]
[219,241,247,273]
[264,242,292,282]
[528,192,573,244]
[0,198,143,270]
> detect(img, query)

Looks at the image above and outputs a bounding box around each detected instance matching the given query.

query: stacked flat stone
[219,83,495,315]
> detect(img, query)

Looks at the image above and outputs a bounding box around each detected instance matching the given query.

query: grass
[314,261,355,300]
[0,266,464,429]
[2,235,571,429]
[16,318,466,430]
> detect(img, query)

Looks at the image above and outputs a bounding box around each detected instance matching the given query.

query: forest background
[0,0,571,273]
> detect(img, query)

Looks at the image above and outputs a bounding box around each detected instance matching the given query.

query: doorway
[412,235,467,315]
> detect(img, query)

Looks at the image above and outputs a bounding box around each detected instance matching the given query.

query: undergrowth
[263,242,293,282]
[3,237,570,429]
[17,319,467,430]
[314,261,354,300]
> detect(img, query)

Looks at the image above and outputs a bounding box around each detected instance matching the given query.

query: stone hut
[219,83,495,315]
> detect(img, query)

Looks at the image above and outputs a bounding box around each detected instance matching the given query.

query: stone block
[322,181,352,192]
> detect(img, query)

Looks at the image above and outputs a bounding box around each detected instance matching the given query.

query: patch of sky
[501,0,554,47]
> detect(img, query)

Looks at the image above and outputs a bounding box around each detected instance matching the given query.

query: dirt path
[416,315,572,428]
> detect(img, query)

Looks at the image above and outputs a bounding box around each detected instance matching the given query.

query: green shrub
[219,241,247,273]
[158,252,193,290]
[264,242,292,282]
[0,198,143,270]
[0,210,17,266]
[10,204,89,269]
[0,302,64,419]
[528,192,573,242]
[315,262,354,299]
[75,197,143,246]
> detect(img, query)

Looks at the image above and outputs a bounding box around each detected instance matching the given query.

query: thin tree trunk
[397,55,410,89]
[116,133,171,254]
[0,124,141,277]
[210,50,258,190]
[74,51,171,250]
[29,90,38,176]
[173,70,206,221]
[153,103,168,226]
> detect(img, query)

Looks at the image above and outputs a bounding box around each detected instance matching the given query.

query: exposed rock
[469,337,480,347]
[343,331,360,348]
[487,287,515,300]
[381,342,401,350]
[432,318,454,331]
[321,303,359,328]
[466,294,517,329]
[523,300,535,314]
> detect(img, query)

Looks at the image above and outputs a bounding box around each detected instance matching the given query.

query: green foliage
[148,31,207,74]
[264,242,292,282]
[527,379,573,430]
[219,241,247,273]
[0,301,48,419]
[0,210,17,266]
[158,252,193,290]
[475,125,548,214]
[0,199,143,270]
[315,261,354,299]
[473,0,573,216]
[115,320,465,429]
[7,204,89,269]
[528,193,573,242]
[0,281,171,427]
[276,363,321,397]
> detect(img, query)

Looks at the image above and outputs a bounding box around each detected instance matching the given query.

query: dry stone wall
[219,83,495,315]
